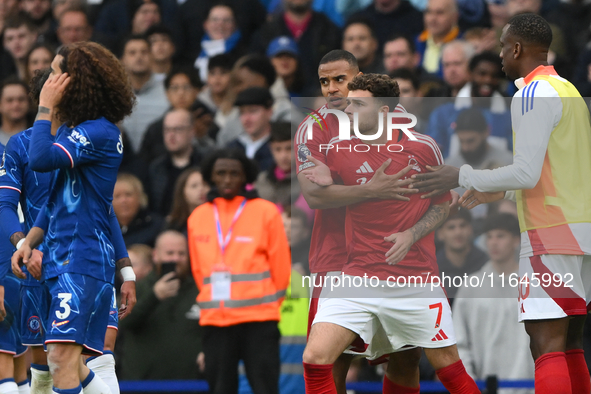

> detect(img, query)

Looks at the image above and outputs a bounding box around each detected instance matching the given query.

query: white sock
[17,381,30,394]
[0,379,20,394]
[81,371,111,394]
[86,354,118,394]
[30,365,52,394]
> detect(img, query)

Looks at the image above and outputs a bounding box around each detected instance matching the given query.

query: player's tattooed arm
[35,106,51,122]
[9,231,25,248]
[408,202,450,244]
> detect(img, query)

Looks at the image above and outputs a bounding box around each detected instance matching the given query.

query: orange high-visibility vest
[187,196,291,327]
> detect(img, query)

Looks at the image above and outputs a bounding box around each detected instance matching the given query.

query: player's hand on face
[409,165,460,198]
[384,231,415,265]
[39,72,70,108]
[459,190,505,209]
[0,285,5,322]
[26,250,44,281]
[153,272,180,300]
[11,244,32,280]
[302,155,334,186]
[367,162,418,201]
[119,280,137,319]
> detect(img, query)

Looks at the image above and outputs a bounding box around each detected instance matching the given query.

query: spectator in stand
[0,0,18,31]
[1,14,38,81]
[194,3,246,83]
[24,43,54,83]
[255,122,298,207]
[165,167,210,233]
[427,50,512,158]
[217,55,291,146]
[383,34,445,95]
[139,67,202,165]
[342,18,383,74]
[427,39,474,98]
[227,87,275,172]
[250,0,341,88]
[190,100,218,157]
[416,0,461,77]
[147,108,203,217]
[187,148,290,394]
[56,7,93,46]
[127,244,155,283]
[0,78,31,146]
[436,207,488,303]
[94,0,180,54]
[113,173,164,247]
[288,206,311,276]
[199,53,234,114]
[20,0,54,42]
[390,68,427,133]
[146,25,176,82]
[52,0,84,21]
[453,214,534,392]
[120,35,169,153]
[349,0,424,52]
[267,36,308,97]
[119,230,203,380]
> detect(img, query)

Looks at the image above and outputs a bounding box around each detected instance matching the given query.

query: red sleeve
[294,114,333,173]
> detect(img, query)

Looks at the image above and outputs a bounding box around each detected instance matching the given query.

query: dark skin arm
[409,165,461,198]
[117,257,137,319]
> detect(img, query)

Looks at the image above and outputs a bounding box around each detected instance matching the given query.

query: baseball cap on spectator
[234,87,274,108]
[454,108,488,133]
[267,36,299,58]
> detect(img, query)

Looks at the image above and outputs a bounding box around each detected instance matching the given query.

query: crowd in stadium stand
[2,0,591,392]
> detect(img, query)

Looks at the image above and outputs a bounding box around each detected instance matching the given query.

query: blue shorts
[20,283,49,347]
[0,273,27,356]
[108,286,118,330]
[45,273,112,356]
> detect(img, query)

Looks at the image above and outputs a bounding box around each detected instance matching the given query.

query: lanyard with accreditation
[210,198,247,301]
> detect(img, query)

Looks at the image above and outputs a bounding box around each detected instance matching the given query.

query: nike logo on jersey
[431,329,448,342]
[356,161,374,174]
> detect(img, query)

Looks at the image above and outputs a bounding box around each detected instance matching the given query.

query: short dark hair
[384,34,416,53]
[121,34,150,56]
[239,55,276,87]
[59,7,89,25]
[29,68,51,103]
[468,51,503,74]
[164,66,202,90]
[208,53,234,72]
[347,74,400,106]
[5,12,36,32]
[319,50,359,72]
[389,68,419,90]
[206,2,236,19]
[201,148,259,186]
[455,108,488,133]
[344,17,376,39]
[145,24,174,42]
[0,77,28,101]
[507,13,552,50]
[270,122,291,143]
[444,207,472,225]
[484,213,520,237]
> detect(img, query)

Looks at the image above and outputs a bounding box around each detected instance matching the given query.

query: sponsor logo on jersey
[356,161,374,174]
[27,316,41,334]
[297,143,311,162]
[298,161,314,172]
[68,130,91,146]
[52,320,69,328]
[408,156,421,172]
[0,150,6,176]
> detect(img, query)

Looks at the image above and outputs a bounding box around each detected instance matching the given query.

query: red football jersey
[326,131,451,281]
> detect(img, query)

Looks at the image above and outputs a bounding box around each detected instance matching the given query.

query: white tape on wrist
[16,239,25,250]
[120,266,136,282]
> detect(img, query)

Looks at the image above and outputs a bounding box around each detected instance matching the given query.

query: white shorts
[308,272,397,361]
[518,254,591,322]
[312,275,456,351]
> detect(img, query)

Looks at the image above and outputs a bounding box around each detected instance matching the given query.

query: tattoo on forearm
[35,106,50,121]
[116,257,132,271]
[10,232,25,248]
[409,205,448,243]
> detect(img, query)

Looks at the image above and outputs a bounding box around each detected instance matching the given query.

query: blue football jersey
[30,118,124,284]
[0,142,14,284]
[0,128,53,286]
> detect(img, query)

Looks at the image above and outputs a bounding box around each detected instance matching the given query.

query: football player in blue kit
[11,42,135,394]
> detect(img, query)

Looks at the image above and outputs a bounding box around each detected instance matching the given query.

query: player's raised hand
[459,190,505,209]
[11,244,33,280]
[384,231,414,265]
[26,250,44,280]
[302,155,334,186]
[410,165,460,198]
[119,280,137,319]
[0,285,5,322]
[39,72,70,109]
[366,162,418,201]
